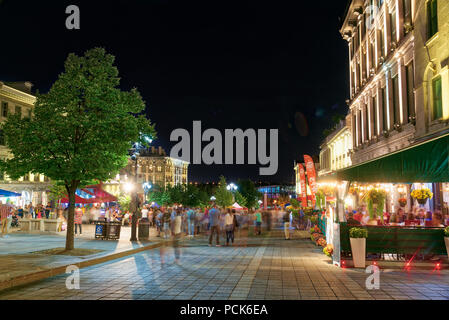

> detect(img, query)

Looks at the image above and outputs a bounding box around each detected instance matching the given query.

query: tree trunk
[65,182,79,251]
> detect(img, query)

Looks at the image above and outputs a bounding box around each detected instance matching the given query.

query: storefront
[319,133,449,266]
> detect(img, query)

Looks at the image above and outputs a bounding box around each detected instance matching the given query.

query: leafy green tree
[234,191,247,207]
[48,182,67,208]
[215,176,233,208]
[237,179,261,209]
[167,184,184,205]
[118,194,131,212]
[0,48,156,250]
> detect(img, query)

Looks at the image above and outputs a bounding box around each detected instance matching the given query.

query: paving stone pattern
[1,233,449,300]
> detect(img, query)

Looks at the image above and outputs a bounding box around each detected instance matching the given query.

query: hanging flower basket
[411,188,433,206]
[417,198,428,205]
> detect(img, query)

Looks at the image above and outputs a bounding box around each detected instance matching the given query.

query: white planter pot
[350,237,366,268]
[445,237,449,260]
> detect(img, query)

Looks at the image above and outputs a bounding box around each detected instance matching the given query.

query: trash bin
[138,218,150,240]
[106,221,122,240]
[94,220,107,239]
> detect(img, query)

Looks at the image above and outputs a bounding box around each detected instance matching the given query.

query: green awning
[334,133,449,183]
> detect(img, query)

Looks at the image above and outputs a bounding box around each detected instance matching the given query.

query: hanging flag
[304,155,318,206]
[298,164,307,207]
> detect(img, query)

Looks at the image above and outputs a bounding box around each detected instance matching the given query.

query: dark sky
[0,0,349,184]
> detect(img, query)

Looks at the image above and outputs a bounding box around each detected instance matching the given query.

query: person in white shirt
[141,206,149,220]
[172,209,183,264]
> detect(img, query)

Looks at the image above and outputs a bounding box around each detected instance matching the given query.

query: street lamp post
[130,152,139,242]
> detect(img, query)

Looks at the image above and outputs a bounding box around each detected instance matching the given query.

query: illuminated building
[318,118,353,176]
[0,81,51,206]
[104,146,189,196]
[340,0,449,212]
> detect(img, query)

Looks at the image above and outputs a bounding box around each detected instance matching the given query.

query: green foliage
[118,194,131,212]
[48,183,67,204]
[236,179,261,209]
[234,191,247,207]
[315,190,326,210]
[290,198,300,209]
[349,227,368,238]
[215,176,234,208]
[365,189,386,219]
[444,226,449,237]
[0,48,156,250]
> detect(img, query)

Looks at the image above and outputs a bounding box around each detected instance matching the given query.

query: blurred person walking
[208,204,221,246]
[173,208,183,264]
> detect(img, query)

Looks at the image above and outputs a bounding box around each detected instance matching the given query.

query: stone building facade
[339,0,449,212]
[0,81,51,205]
[341,0,449,164]
[103,146,189,197]
[318,118,353,177]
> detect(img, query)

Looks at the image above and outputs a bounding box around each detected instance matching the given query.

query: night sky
[0,0,349,184]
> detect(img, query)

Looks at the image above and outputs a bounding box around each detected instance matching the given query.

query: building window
[27,109,32,119]
[358,109,362,145]
[15,106,22,118]
[432,76,443,120]
[390,11,397,43]
[379,29,385,58]
[372,96,377,136]
[392,76,400,125]
[427,0,438,39]
[365,105,369,141]
[1,102,8,118]
[403,0,412,27]
[0,130,4,146]
[381,87,388,131]
[405,62,415,121]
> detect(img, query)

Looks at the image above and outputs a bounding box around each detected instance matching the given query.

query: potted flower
[445,227,449,259]
[317,237,327,247]
[411,188,433,206]
[349,227,368,268]
[323,244,333,257]
[398,198,407,208]
[365,189,386,225]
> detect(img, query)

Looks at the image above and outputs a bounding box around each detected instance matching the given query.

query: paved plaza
[0,230,449,300]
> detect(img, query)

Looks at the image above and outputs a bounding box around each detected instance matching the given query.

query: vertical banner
[304,155,318,206]
[298,164,307,207]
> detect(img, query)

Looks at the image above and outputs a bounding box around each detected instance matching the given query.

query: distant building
[318,119,353,177]
[104,146,189,197]
[257,183,296,206]
[0,81,51,206]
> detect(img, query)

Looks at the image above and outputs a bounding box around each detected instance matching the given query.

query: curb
[0,240,166,293]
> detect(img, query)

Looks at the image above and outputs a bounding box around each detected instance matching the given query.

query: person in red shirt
[353,211,363,223]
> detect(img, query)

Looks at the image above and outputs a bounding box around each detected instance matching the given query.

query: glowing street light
[124,182,134,193]
[227,183,238,191]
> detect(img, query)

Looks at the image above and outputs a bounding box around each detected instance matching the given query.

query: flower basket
[417,198,428,205]
[398,198,407,208]
[411,188,433,206]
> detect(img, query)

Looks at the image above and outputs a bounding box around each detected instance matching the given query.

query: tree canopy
[0,48,156,250]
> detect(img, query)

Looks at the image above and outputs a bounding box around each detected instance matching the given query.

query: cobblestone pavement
[1,232,449,300]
